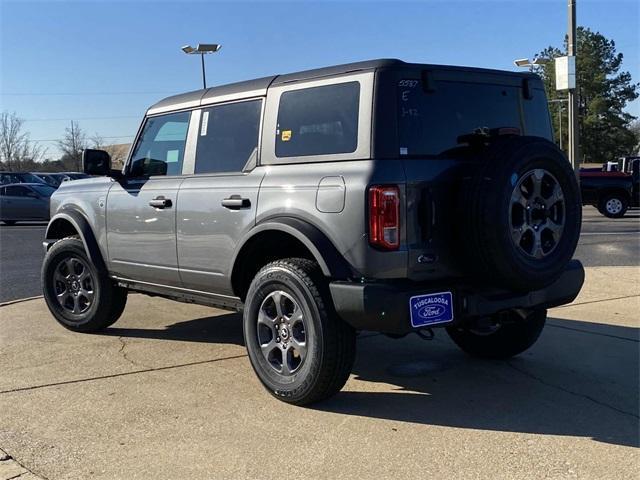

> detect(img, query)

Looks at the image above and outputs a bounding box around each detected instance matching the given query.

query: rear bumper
[330,260,585,334]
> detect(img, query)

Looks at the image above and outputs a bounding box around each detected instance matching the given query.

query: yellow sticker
[281,130,292,142]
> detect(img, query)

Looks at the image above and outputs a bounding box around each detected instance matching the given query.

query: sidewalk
[1,266,638,480]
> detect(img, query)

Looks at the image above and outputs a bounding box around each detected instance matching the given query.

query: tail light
[368,185,400,250]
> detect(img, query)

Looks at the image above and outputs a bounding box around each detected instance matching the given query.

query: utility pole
[567,0,580,175]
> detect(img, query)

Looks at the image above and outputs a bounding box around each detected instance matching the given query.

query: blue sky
[1,0,638,158]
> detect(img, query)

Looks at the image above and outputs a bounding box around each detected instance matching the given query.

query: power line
[0,91,174,96]
[23,115,141,122]
[32,135,135,143]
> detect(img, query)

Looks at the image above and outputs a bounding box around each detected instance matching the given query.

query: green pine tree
[533,27,638,164]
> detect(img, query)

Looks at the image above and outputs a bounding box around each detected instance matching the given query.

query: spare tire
[462,136,581,291]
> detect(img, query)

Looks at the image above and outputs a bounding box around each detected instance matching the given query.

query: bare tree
[58,121,87,171]
[0,111,28,171]
[90,132,105,150]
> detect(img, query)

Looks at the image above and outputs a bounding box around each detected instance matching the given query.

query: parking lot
[1,206,638,479]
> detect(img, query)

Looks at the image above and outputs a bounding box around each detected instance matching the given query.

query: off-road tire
[42,237,127,332]
[243,258,356,405]
[597,192,628,218]
[446,309,546,359]
[463,136,581,291]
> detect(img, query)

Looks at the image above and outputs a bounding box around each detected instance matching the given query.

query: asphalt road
[0,206,638,303]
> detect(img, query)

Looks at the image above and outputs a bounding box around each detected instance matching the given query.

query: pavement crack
[0,447,48,480]
[547,321,638,342]
[506,361,639,420]
[553,294,639,309]
[117,336,151,369]
[0,353,248,395]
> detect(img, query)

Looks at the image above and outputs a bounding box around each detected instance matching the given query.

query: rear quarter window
[275,82,360,157]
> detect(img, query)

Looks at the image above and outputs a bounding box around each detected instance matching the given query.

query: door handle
[221,195,251,209]
[149,196,172,209]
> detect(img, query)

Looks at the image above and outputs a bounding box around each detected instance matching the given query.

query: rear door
[177,99,264,295]
[106,111,193,285]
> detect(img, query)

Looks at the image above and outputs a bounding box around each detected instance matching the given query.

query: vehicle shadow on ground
[320,318,639,448]
[102,312,246,346]
[103,315,639,448]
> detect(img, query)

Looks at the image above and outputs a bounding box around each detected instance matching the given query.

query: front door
[177,99,264,295]
[106,111,192,286]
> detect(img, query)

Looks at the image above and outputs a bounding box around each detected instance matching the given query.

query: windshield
[397,79,552,157]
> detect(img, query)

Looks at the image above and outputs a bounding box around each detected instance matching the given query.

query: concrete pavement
[0,266,638,479]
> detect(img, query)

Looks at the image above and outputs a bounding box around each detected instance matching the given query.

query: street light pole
[182,43,221,90]
[567,0,580,174]
[200,54,206,89]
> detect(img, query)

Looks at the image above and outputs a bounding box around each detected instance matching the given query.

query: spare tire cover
[462,136,581,291]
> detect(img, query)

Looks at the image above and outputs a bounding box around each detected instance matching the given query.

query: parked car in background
[60,172,91,180]
[30,172,91,188]
[580,159,639,217]
[0,183,55,225]
[0,171,48,186]
[32,173,68,188]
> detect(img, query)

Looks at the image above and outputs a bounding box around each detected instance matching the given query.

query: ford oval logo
[419,305,446,319]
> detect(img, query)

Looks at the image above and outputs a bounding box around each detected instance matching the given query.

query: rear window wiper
[457,127,521,146]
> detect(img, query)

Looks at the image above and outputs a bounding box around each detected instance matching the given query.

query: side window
[195,99,262,174]
[129,111,191,177]
[5,186,28,197]
[275,82,360,158]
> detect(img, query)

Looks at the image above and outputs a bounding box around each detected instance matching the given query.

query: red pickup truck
[580,157,639,218]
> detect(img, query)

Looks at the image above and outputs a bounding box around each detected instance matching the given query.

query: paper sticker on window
[200,111,209,136]
[166,149,179,163]
[400,147,408,155]
[281,130,292,142]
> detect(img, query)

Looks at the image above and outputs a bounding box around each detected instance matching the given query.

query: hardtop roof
[147,58,537,114]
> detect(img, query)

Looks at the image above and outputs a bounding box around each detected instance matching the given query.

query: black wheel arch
[231,216,354,300]
[597,187,632,205]
[45,209,107,272]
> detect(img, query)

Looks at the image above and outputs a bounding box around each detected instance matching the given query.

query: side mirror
[83,149,111,176]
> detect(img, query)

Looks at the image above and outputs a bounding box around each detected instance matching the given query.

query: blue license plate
[409,291,454,327]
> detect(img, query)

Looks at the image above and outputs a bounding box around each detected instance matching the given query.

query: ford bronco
[42,59,584,405]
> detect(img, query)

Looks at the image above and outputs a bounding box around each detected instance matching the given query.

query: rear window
[275,82,360,158]
[397,79,552,156]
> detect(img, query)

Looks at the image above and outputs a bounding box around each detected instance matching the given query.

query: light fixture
[181,43,222,89]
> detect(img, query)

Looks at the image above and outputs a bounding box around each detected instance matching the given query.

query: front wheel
[243,258,356,405]
[42,237,128,332]
[446,309,546,359]
[598,193,628,218]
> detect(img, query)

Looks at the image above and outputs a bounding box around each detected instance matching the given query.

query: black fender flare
[45,210,107,272]
[231,216,354,280]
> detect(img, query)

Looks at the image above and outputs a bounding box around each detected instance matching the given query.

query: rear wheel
[598,192,628,218]
[243,258,356,405]
[446,309,546,359]
[42,237,127,332]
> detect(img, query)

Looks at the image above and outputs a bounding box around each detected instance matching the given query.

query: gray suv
[42,59,584,405]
